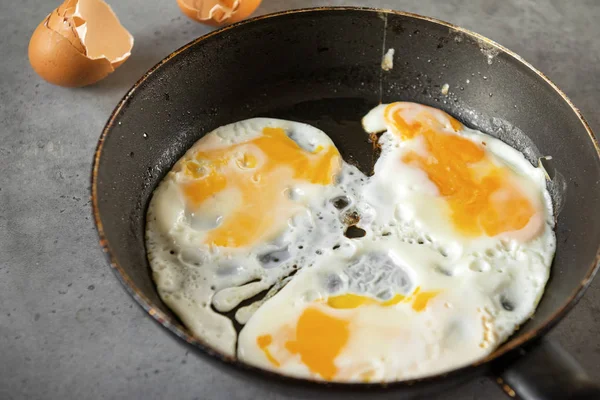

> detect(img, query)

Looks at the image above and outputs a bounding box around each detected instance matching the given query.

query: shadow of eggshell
[28,0,134,87]
[176,0,262,26]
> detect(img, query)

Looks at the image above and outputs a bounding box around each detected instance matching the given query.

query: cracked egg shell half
[28,0,133,87]
[176,0,262,26]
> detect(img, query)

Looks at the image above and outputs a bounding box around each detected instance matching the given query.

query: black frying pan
[92,7,600,400]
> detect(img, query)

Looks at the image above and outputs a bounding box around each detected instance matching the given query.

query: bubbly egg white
[146,104,555,382]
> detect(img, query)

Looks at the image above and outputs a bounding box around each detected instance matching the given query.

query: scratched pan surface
[92,7,600,399]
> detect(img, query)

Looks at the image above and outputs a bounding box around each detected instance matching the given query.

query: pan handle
[493,337,600,400]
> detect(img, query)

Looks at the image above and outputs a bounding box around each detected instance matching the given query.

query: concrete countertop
[1,0,599,399]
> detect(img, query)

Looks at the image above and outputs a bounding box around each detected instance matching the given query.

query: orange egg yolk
[256,287,439,379]
[384,103,540,238]
[254,308,351,380]
[326,293,405,308]
[181,127,340,248]
[256,334,280,367]
[326,286,439,312]
[284,307,350,380]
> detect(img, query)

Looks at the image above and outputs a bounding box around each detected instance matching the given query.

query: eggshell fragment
[177,0,262,26]
[28,0,134,87]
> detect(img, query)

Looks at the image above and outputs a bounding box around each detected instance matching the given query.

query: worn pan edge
[91,6,600,390]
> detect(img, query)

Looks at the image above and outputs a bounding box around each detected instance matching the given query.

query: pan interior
[94,8,600,381]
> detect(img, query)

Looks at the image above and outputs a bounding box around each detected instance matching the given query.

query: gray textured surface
[1,0,599,399]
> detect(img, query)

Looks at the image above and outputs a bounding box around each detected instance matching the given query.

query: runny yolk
[412,289,440,312]
[256,288,439,379]
[326,286,439,312]
[384,103,540,238]
[284,307,350,380]
[257,334,280,367]
[326,293,405,309]
[254,308,352,380]
[181,127,341,248]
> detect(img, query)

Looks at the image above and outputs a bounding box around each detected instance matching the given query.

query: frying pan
[91,7,600,400]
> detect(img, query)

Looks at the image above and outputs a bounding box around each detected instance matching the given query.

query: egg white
[146,104,556,381]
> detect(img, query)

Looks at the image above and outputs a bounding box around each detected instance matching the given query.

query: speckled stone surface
[1,0,599,399]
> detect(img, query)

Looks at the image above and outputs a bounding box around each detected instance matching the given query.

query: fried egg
[146,103,555,381]
[146,118,366,355]
[361,102,550,247]
[239,238,501,381]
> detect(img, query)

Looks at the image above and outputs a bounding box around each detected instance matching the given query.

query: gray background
[1,0,599,399]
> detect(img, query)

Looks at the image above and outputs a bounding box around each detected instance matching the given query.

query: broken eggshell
[28,0,134,87]
[176,0,262,26]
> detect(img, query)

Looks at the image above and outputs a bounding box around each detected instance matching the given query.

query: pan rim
[91,6,600,390]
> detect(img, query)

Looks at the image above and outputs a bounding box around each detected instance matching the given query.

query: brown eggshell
[28,0,133,87]
[176,0,262,26]
[46,9,86,54]
[176,0,204,23]
[225,0,261,24]
[28,17,114,88]
[57,0,78,14]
